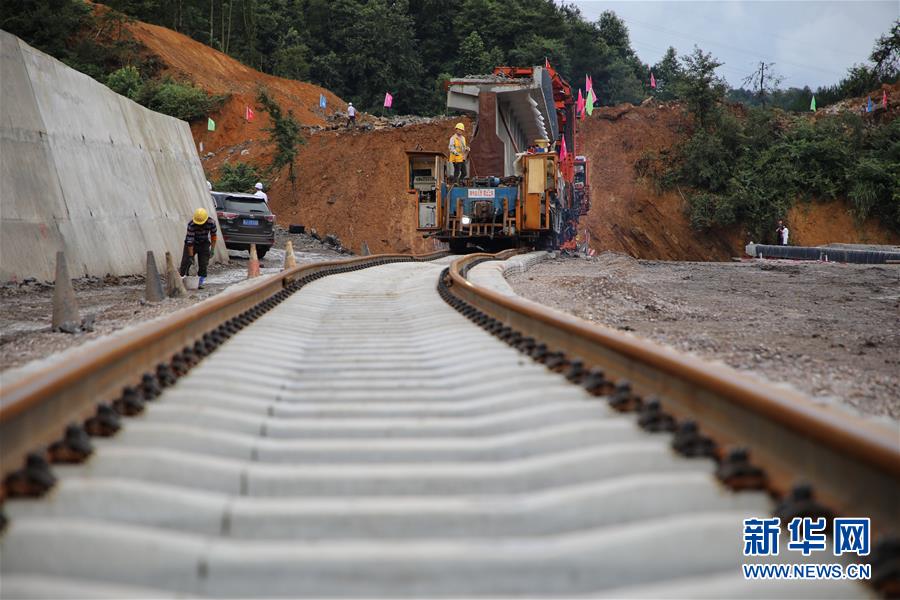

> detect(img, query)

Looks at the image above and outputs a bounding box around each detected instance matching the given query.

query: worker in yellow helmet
[179,207,218,289]
[448,122,469,182]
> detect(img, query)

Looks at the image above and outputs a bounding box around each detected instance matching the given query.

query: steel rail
[447,252,900,535]
[0,251,447,476]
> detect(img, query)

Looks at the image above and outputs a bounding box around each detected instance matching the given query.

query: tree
[676,47,727,127]
[457,31,491,76]
[651,47,683,101]
[869,19,899,80]
[256,88,304,181]
[741,62,782,107]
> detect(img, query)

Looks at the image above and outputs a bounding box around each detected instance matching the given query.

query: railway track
[0,250,897,597]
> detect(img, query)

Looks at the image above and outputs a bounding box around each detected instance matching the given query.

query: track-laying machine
[408,65,588,252]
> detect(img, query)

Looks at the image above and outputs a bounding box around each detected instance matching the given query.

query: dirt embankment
[126,15,899,258]
[579,103,899,260]
[126,19,345,140]
[579,105,742,261]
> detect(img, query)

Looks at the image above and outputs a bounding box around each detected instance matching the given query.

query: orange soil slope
[579,104,899,260]
[579,105,742,261]
[273,119,468,255]
[125,19,345,150]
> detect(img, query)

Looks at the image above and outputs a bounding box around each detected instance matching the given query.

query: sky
[572,1,898,90]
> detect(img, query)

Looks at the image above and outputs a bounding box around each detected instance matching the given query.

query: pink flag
[576,89,585,117]
[650,72,656,89]
[383,92,393,108]
[559,136,568,162]
[883,89,888,108]
[245,105,254,121]
[586,75,593,96]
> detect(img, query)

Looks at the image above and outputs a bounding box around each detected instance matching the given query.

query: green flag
[585,88,594,116]
[809,96,816,112]
[207,117,216,131]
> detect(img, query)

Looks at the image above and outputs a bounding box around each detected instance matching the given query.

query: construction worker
[449,122,469,182]
[180,208,218,289]
[347,102,357,128]
[254,182,268,202]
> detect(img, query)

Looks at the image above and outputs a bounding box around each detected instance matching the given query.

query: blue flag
[319,94,327,109]
[866,97,873,113]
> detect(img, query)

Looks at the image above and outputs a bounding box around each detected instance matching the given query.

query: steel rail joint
[447,253,900,535]
[0,251,448,476]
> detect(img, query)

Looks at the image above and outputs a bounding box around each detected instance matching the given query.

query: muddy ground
[508,254,900,419]
[0,229,342,376]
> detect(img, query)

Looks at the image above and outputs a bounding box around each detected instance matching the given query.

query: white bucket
[183,276,200,290]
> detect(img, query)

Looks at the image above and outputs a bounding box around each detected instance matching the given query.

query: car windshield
[224,198,270,214]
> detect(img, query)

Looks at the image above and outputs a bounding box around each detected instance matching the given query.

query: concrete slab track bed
[0,258,868,597]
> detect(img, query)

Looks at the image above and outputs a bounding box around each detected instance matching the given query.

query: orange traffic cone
[248,244,261,278]
[283,240,297,270]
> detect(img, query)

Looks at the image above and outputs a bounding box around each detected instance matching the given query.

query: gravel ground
[508,253,900,419]
[0,229,343,375]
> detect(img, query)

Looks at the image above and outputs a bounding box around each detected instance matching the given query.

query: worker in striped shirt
[179,208,218,289]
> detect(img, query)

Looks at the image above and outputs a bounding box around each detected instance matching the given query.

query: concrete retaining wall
[0,31,225,282]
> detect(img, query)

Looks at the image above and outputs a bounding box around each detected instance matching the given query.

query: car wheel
[257,245,269,259]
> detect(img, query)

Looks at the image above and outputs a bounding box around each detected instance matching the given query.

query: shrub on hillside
[216,162,261,193]
[106,66,142,99]
[132,77,223,121]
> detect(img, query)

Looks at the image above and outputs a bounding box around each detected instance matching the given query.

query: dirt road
[0,230,341,375]
[508,254,900,419]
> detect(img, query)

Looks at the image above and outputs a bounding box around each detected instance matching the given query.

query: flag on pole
[245,105,254,121]
[576,89,585,118]
[586,75,593,96]
[866,96,873,113]
[383,92,393,108]
[559,135,568,162]
[545,57,550,69]
[883,89,888,108]
[650,72,657,89]
[319,94,327,110]
[585,88,594,116]
[809,96,816,112]
[207,117,216,131]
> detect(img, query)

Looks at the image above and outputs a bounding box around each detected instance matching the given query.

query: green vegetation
[216,161,261,192]
[255,88,304,181]
[642,51,900,241]
[57,0,654,114]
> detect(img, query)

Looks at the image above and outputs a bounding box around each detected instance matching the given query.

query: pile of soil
[509,255,900,418]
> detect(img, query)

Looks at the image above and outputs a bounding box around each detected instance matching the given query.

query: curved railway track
[0,250,897,597]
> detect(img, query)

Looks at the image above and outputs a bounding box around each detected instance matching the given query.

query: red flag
[545,57,551,69]
[559,136,568,162]
[883,89,888,108]
[650,72,656,89]
[245,105,254,121]
[384,92,393,108]
[576,89,585,118]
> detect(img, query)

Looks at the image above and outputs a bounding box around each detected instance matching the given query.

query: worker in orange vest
[448,122,469,182]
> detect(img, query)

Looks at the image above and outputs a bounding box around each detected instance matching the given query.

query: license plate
[243,219,259,226]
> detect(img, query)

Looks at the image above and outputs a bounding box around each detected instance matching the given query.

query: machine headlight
[461,215,472,225]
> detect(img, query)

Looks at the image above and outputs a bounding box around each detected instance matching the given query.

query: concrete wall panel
[0,31,224,282]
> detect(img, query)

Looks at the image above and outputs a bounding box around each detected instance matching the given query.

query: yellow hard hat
[193,207,209,225]
[455,122,465,131]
